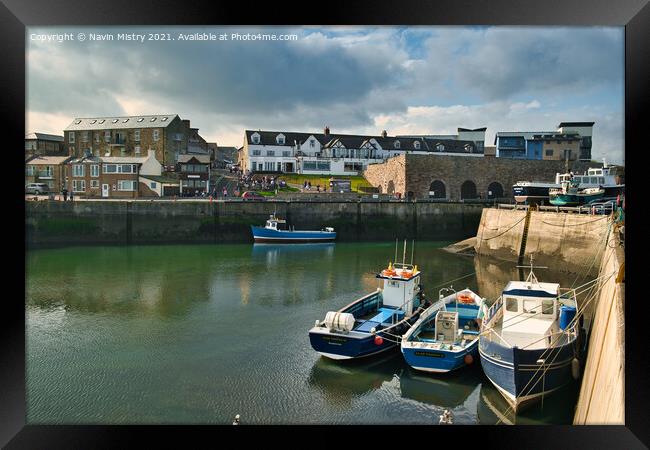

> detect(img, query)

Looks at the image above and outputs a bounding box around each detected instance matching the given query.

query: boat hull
[251,226,336,243]
[549,192,604,206]
[478,337,577,412]
[402,339,479,373]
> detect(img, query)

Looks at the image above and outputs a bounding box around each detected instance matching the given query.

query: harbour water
[26,242,582,424]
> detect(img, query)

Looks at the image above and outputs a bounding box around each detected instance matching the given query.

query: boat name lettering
[414,351,444,358]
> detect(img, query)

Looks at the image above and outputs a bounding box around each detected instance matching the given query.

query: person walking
[62,187,68,202]
[69,190,74,201]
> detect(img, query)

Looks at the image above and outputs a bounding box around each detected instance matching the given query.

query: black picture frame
[2,0,645,447]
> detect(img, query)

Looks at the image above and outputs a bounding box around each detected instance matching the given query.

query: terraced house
[238,127,483,175]
[66,150,170,199]
[25,155,73,191]
[63,115,206,168]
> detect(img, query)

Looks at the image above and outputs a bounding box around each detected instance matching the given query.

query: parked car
[241,191,267,201]
[25,183,50,195]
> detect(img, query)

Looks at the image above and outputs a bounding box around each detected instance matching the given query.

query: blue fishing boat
[401,287,484,373]
[309,241,429,360]
[251,214,336,243]
[478,260,583,413]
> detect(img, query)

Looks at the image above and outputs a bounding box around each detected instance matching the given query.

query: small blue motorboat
[251,214,336,243]
[309,241,429,360]
[478,259,584,413]
[401,287,484,373]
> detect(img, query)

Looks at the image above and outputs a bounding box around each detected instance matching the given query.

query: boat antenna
[402,239,407,265]
[410,239,414,265]
[394,238,398,265]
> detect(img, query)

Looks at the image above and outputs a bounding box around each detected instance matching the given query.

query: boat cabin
[376,263,420,316]
[500,278,560,349]
[265,215,287,230]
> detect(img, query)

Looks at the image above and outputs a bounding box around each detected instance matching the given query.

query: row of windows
[181,180,207,188]
[180,164,208,173]
[71,164,138,177]
[74,117,169,126]
[505,297,554,315]
[69,129,159,144]
[73,180,137,192]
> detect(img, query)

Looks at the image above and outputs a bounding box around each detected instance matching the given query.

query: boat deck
[353,307,405,333]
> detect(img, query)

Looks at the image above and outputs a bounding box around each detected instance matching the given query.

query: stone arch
[428,180,446,199]
[487,182,504,199]
[460,180,478,200]
[386,180,395,194]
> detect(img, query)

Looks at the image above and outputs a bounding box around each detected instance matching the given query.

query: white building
[238,127,484,175]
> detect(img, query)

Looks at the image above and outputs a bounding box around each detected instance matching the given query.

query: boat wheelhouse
[309,242,429,360]
[401,288,484,373]
[478,262,583,413]
[251,214,336,243]
[549,181,605,206]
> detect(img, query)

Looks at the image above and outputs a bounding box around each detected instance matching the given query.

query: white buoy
[571,358,581,380]
[233,414,240,425]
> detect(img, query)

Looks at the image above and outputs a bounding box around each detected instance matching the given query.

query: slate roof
[25,156,72,165]
[25,132,64,141]
[64,115,180,131]
[557,122,595,128]
[178,154,211,164]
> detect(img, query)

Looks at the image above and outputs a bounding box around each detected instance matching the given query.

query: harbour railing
[497,203,614,215]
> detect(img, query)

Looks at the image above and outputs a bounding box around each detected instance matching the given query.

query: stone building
[364,154,598,201]
[25,132,65,158]
[63,115,205,168]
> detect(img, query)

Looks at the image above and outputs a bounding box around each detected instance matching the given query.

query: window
[122,119,129,123]
[134,130,141,141]
[121,164,136,173]
[72,164,85,177]
[98,119,105,124]
[105,131,111,143]
[150,182,157,189]
[388,280,399,287]
[590,177,598,184]
[91,165,99,177]
[150,117,157,122]
[117,180,137,191]
[523,300,539,314]
[276,135,285,145]
[72,180,85,192]
[95,133,100,143]
[68,132,75,143]
[252,134,260,144]
[436,143,445,152]
[282,151,290,157]
[252,150,261,156]
[90,119,97,124]
[153,130,160,141]
[137,118,144,122]
[599,177,605,184]
[542,299,554,315]
[103,164,117,174]
[310,140,315,148]
[112,119,119,123]
[506,297,518,312]
[394,140,400,149]
[413,141,420,150]
[135,146,141,154]
[267,150,275,156]
[91,180,99,188]
[545,149,554,157]
[74,119,82,125]
[81,131,88,143]
[26,166,34,176]
[161,117,168,122]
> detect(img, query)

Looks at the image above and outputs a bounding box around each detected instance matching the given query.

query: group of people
[59,187,74,201]
[237,172,286,193]
[301,181,323,193]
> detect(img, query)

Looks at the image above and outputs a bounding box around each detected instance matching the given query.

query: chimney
[324,125,330,136]
[381,130,387,138]
[182,119,190,128]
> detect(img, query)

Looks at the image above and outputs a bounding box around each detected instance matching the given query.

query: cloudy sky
[27,26,624,164]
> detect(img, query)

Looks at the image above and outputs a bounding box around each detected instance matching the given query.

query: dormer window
[413,141,421,150]
[112,119,119,123]
[98,119,105,124]
[464,144,472,152]
[276,134,285,145]
[161,117,168,122]
[252,133,260,144]
[90,119,97,124]
[150,117,157,122]
[74,120,82,125]
[137,118,144,122]
[122,118,129,123]
[436,143,445,152]
[394,140,400,149]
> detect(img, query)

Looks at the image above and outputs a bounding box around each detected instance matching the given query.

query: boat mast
[410,239,414,265]
[402,239,407,265]
[394,238,398,265]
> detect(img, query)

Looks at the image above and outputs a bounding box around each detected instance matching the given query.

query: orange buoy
[457,293,473,304]
[374,335,384,346]
[464,354,474,365]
